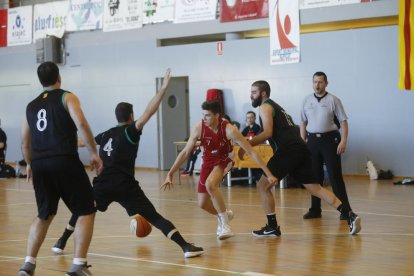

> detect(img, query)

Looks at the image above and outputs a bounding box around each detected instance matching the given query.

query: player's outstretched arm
[161,122,201,191]
[135,68,172,132]
[227,124,278,186]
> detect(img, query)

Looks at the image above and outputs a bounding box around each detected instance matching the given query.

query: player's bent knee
[304,183,321,196]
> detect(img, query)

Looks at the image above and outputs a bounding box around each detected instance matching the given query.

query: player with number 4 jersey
[52,69,204,259]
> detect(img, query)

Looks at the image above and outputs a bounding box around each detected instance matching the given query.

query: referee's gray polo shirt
[300,92,348,133]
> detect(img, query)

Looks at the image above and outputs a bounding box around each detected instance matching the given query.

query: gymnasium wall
[1,0,412,176]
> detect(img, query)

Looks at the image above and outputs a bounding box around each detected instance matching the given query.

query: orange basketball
[130,215,152,238]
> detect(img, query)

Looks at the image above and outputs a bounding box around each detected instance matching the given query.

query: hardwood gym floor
[0,170,413,275]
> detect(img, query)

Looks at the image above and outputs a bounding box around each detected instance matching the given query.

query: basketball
[130,215,152,238]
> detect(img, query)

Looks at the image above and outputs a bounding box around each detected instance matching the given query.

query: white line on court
[2,186,413,219]
[145,197,414,219]
[89,252,244,275]
[242,273,275,276]
[0,254,62,263]
[0,202,35,207]
[1,230,414,246]
[0,188,33,193]
[0,252,273,275]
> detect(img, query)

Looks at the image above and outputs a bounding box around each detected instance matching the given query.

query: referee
[300,71,353,220]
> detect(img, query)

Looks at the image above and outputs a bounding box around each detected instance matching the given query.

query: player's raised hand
[161,68,172,89]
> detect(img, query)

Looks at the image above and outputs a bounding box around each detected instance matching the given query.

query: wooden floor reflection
[1,170,413,275]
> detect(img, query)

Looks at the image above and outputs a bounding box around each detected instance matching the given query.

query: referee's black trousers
[307,131,352,211]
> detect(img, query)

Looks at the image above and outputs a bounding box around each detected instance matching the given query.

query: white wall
[1,0,412,176]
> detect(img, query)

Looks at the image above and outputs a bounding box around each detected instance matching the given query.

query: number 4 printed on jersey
[103,138,113,156]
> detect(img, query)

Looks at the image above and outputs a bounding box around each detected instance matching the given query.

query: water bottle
[15,161,20,177]
[366,160,378,180]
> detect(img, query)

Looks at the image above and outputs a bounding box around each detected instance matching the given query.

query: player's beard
[251,97,262,108]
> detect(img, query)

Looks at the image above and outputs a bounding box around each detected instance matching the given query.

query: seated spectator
[241,111,261,139]
[180,139,201,176]
[240,111,263,183]
[0,119,7,165]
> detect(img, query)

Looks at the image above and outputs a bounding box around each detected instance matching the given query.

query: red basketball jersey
[200,118,233,165]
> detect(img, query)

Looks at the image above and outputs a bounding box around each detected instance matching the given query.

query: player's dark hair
[246,111,256,118]
[313,71,328,82]
[232,121,240,130]
[223,114,231,122]
[251,80,271,97]
[115,102,133,123]
[202,100,221,114]
[37,62,59,87]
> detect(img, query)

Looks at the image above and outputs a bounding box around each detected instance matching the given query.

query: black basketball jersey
[26,89,78,160]
[259,98,304,151]
[95,123,142,177]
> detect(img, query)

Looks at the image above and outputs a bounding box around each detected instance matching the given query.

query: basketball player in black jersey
[238,80,361,237]
[19,62,103,276]
[52,68,204,258]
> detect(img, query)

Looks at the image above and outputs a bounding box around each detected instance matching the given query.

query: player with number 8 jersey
[20,62,103,276]
[27,90,79,160]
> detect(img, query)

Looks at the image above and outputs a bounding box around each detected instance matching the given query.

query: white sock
[167,229,178,239]
[218,212,229,225]
[73,258,87,265]
[25,256,36,265]
[67,225,75,231]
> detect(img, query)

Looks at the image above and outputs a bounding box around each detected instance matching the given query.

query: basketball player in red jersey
[162,100,277,240]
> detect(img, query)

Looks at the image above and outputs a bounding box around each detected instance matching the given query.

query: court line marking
[0,203,35,207]
[1,188,414,219]
[0,254,62,262]
[0,198,413,219]
[89,252,243,274]
[89,252,275,275]
[0,188,414,218]
[0,252,358,276]
[130,197,414,219]
[1,230,414,245]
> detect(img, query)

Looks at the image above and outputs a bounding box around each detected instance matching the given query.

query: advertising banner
[143,0,174,24]
[221,0,268,22]
[103,0,143,32]
[398,0,414,90]
[174,0,218,24]
[66,0,104,31]
[0,9,7,47]
[7,5,32,46]
[269,0,300,65]
[33,1,68,41]
[300,0,375,9]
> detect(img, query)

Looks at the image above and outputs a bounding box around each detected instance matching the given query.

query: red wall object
[206,89,225,116]
[0,9,7,47]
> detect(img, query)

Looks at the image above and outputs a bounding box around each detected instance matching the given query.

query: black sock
[61,228,74,241]
[170,231,188,250]
[337,204,350,216]
[266,214,278,228]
